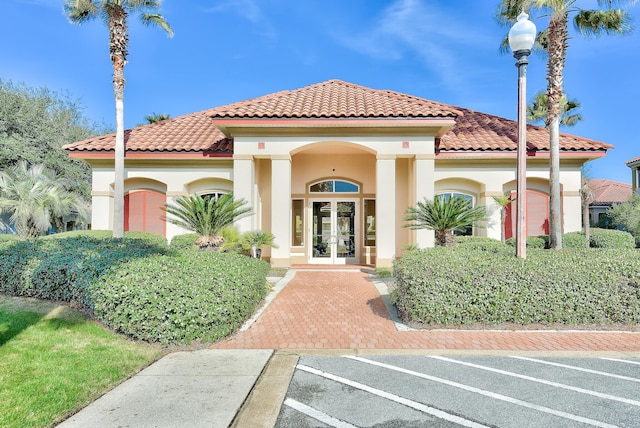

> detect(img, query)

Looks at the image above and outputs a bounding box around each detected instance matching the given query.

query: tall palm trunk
[546,12,568,250]
[110,6,128,238]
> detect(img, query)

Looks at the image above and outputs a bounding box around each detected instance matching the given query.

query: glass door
[310,200,357,264]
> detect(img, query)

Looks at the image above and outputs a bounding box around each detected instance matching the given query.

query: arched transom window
[436,192,475,236]
[309,180,359,193]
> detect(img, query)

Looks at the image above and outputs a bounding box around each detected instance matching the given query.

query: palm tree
[498,0,632,249]
[163,193,252,250]
[65,0,173,238]
[491,192,514,243]
[527,91,583,127]
[403,195,487,247]
[144,112,171,124]
[0,161,87,239]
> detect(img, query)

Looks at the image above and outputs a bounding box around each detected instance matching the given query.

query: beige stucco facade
[85,134,585,268]
[68,80,608,268]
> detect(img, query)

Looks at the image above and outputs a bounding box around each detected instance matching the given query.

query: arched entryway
[123,178,167,236]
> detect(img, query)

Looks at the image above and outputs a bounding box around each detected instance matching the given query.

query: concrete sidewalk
[57,349,273,428]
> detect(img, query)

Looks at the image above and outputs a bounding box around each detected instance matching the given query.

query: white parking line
[345,356,617,428]
[430,356,640,407]
[511,356,640,383]
[297,364,490,428]
[601,358,640,367]
[284,398,358,428]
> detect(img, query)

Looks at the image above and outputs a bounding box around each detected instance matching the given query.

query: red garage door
[124,190,166,236]
[504,190,550,240]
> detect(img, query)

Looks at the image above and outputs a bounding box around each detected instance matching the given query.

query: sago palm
[65,0,173,238]
[498,0,632,249]
[163,193,252,250]
[403,195,486,247]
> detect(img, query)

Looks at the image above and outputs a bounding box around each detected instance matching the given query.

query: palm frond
[574,9,632,36]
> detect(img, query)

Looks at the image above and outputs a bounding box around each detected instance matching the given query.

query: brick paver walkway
[213,269,640,351]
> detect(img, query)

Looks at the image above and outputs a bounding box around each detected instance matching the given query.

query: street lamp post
[509,12,536,259]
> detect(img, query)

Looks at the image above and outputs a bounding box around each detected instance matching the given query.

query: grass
[0,296,162,428]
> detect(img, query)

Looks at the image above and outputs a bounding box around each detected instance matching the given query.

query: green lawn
[0,296,162,428]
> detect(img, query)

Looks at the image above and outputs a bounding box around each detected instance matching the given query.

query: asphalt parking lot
[276,355,640,427]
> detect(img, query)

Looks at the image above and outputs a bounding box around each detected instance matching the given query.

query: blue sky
[3,0,639,183]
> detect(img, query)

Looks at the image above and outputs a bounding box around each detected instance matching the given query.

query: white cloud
[332,0,496,93]
[203,0,277,40]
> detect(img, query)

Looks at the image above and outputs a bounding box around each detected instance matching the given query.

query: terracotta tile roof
[588,179,633,206]
[63,109,232,153]
[438,107,611,152]
[206,79,461,119]
[64,79,611,154]
[625,156,640,166]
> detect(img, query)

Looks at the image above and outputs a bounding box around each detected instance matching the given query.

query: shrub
[91,251,269,344]
[505,235,546,249]
[0,234,169,309]
[454,236,511,254]
[589,228,635,249]
[562,232,589,249]
[169,233,199,250]
[393,246,640,326]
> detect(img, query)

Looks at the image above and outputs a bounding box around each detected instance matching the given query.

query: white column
[563,191,582,233]
[233,155,256,233]
[90,193,112,231]
[484,192,506,241]
[271,156,292,267]
[414,155,435,248]
[376,155,396,268]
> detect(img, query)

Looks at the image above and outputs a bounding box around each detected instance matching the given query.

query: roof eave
[212,117,457,138]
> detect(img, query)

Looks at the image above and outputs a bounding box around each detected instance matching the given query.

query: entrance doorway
[309,199,358,264]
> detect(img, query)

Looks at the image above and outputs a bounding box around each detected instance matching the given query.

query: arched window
[436,192,475,236]
[310,180,359,193]
[200,191,227,202]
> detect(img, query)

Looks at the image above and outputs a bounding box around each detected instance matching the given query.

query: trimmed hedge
[169,233,199,250]
[562,232,589,249]
[589,228,635,249]
[454,236,512,254]
[505,236,546,249]
[393,246,640,326]
[0,231,270,344]
[90,252,269,344]
[0,232,169,309]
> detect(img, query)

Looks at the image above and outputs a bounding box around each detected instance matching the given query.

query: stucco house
[588,178,632,226]
[63,80,610,267]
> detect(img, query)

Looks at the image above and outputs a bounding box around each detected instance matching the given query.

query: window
[200,192,226,201]
[364,199,376,246]
[310,180,359,193]
[436,192,474,236]
[291,199,304,246]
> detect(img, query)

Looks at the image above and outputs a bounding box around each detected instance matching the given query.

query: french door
[309,199,358,264]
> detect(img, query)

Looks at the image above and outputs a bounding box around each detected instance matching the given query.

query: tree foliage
[0,79,102,201]
[607,195,640,244]
[0,161,87,239]
[526,90,583,127]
